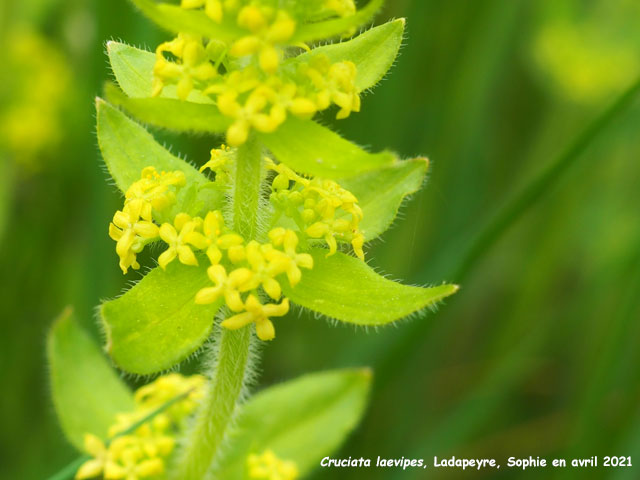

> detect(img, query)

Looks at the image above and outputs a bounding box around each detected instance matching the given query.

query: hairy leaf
[96,99,223,217]
[259,116,396,178]
[48,308,134,450]
[283,250,458,324]
[339,157,428,241]
[212,368,371,479]
[291,0,384,44]
[105,82,230,133]
[129,0,243,41]
[295,19,405,92]
[97,98,203,189]
[100,262,222,374]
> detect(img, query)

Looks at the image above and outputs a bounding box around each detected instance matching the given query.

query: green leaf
[283,249,458,325]
[212,368,371,479]
[129,0,243,42]
[105,82,230,134]
[107,41,156,98]
[339,157,428,241]
[100,262,222,375]
[291,0,384,44]
[107,41,214,103]
[295,19,405,92]
[47,308,134,450]
[96,98,224,216]
[259,116,396,178]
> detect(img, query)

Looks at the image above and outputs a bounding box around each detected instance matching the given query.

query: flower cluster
[75,374,205,480]
[248,450,299,480]
[151,0,360,146]
[267,159,365,260]
[109,167,186,274]
[159,209,313,341]
[109,157,365,339]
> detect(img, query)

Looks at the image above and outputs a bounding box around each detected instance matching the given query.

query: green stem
[233,134,263,240]
[173,135,263,480]
[452,75,640,281]
[173,328,252,480]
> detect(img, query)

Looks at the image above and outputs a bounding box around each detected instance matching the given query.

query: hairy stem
[174,328,252,480]
[173,135,263,479]
[233,134,263,240]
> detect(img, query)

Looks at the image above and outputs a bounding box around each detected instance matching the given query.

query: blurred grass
[1,0,640,479]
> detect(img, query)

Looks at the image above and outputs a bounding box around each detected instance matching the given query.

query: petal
[296,253,314,270]
[224,290,245,312]
[134,221,159,239]
[286,264,302,287]
[113,210,130,229]
[109,223,123,241]
[255,319,275,341]
[195,286,222,304]
[136,458,164,476]
[264,298,289,317]
[174,213,192,231]
[159,223,177,243]
[158,248,177,270]
[221,312,254,330]
[185,231,209,250]
[116,230,136,257]
[83,433,106,456]
[206,245,223,265]
[227,245,246,263]
[218,233,243,249]
[262,277,281,300]
[177,246,199,266]
[75,459,104,479]
[207,264,227,284]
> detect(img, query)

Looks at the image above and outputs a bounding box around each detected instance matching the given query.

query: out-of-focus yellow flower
[248,449,299,480]
[0,29,71,170]
[153,33,218,100]
[532,0,640,103]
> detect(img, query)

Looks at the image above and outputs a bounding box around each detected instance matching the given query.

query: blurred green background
[1,0,639,478]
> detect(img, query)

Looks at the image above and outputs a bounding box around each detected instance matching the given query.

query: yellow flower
[135,373,206,421]
[184,210,244,264]
[103,437,165,480]
[218,85,286,146]
[158,213,201,269]
[153,33,218,99]
[351,232,365,261]
[302,55,360,119]
[109,202,160,274]
[247,449,299,480]
[125,167,186,220]
[222,294,289,341]
[75,434,122,480]
[180,0,223,23]
[195,264,253,312]
[324,0,356,18]
[231,8,296,73]
[200,144,234,183]
[244,241,286,300]
[267,228,313,286]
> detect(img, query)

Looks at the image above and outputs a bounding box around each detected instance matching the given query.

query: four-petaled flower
[195,264,253,312]
[222,294,290,341]
[158,213,201,269]
[109,202,159,274]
